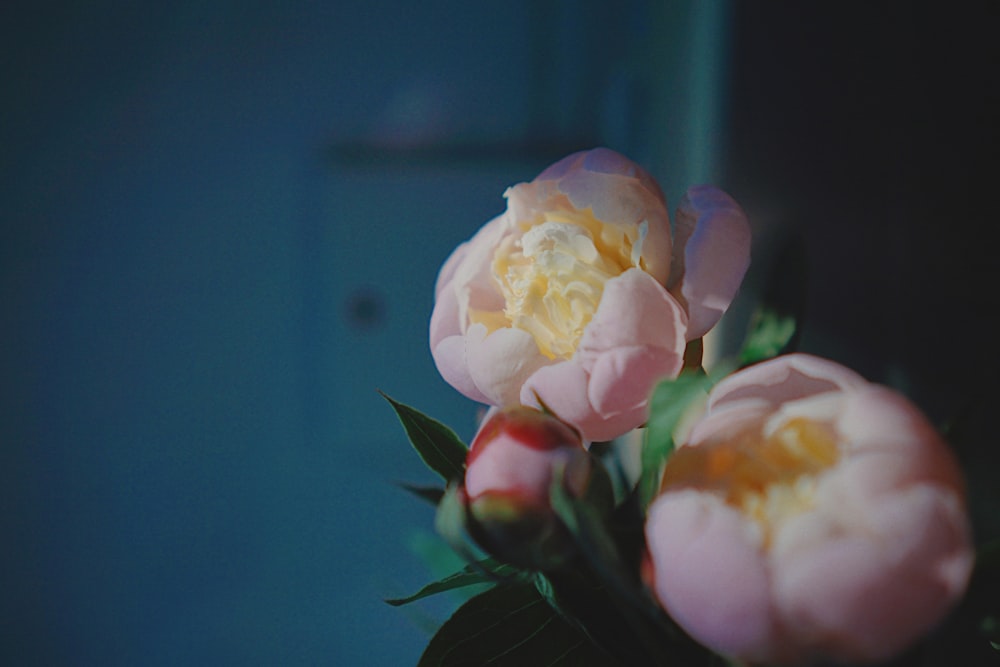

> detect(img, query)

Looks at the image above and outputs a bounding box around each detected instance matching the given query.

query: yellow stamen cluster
[660,417,840,542]
[482,209,646,359]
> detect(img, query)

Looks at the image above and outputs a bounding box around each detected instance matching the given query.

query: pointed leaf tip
[380,391,468,483]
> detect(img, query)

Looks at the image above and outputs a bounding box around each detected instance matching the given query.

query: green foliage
[739,306,797,367]
[549,474,706,667]
[395,482,446,506]
[418,582,620,667]
[639,371,716,510]
[380,391,468,483]
[385,557,520,607]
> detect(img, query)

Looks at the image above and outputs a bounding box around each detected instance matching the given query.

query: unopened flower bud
[463,406,606,570]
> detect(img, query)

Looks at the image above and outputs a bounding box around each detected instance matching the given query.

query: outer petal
[669,185,752,339]
[431,333,489,405]
[524,352,675,444]
[577,268,688,353]
[645,491,778,662]
[449,213,509,322]
[465,324,551,406]
[519,360,592,428]
[586,346,677,422]
[706,353,867,414]
[434,240,468,299]
[771,485,973,664]
[834,385,966,494]
[429,273,462,350]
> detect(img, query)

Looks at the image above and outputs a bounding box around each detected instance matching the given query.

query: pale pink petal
[706,353,867,413]
[519,361,595,436]
[645,491,777,662]
[585,345,678,429]
[451,214,508,318]
[429,279,462,349]
[465,324,551,406]
[431,334,489,405]
[668,185,752,340]
[772,485,973,663]
[535,147,666,204]
[520,358,656,444]
[835,386,966,493]
[685,401,771,447]
[577,269,688,354]
[434,241,468,298]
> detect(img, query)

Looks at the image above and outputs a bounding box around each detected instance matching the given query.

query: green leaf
[738,306,797,366]
[380,391,468,483]
[395,482,445,506]
[418,582,620,666]
[385,558,518,607]
[638,371,715,510]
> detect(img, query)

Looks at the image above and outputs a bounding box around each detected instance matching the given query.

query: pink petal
[465,324,551,406]
[645,491,778,661]
[772,485,973,663]
[519,361,595,436]
[429,278,462,349]
[669,185,752,339]
[432,334,489,405]
[707,353,867,413]
[434,240,468,299]
[577,269,688,354]
[835,385,966,493]
[586,345,678,426]
[520,359,650,444]
[451,214,509,317]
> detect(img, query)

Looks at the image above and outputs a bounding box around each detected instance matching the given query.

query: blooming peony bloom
[643,354,974,665]
[463,406,601,570]
[430,148,751,442]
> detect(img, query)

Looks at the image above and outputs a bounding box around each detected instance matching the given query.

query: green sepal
[434,483,484,567]
[380,391,468,483]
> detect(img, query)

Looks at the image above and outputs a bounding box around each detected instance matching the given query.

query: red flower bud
[463,406,601,569]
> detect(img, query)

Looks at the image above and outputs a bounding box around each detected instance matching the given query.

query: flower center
[660,417,840,541]
[488,210,645,359]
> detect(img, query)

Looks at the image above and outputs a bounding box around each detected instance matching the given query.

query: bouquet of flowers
[382,148,997,665]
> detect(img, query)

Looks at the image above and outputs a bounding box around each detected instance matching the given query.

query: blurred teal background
[2,1,996,665]
[1,1,734,664]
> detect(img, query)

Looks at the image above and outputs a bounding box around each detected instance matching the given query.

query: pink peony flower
[463,406,599,570]
[430,148,751,442]
[643,353,974,665]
